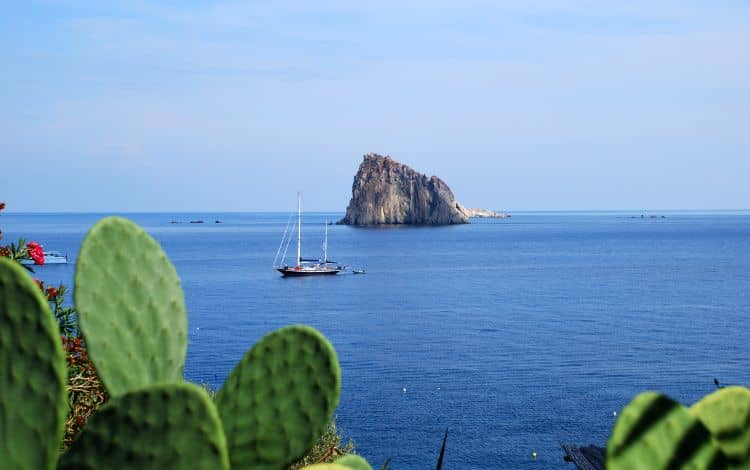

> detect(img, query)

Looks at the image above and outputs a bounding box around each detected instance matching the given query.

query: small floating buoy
[401,387,407,395]
[613,411,617,417]
[532,451,537,460]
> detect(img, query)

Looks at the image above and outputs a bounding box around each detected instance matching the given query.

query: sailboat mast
[324,221,328,262]
[297,192,302,267]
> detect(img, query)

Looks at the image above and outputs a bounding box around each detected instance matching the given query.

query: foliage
[58,383,230,470]
[0,257,67,470]
[61,336,107,449]
[290,420,357,469]
[333,455,372,470]
[691,386,750,467]
[0,204,46,271]
[74,216,188,397]
[214,325,341,468]
[0,236,45,271]
[0,216,369,469]
[607,386,750,470]
[194,386,359,468]
[0,201,78,337]
[1,200,99,451]
[34,279,77,337]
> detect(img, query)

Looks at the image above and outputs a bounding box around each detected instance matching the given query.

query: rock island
[339,153,507,226]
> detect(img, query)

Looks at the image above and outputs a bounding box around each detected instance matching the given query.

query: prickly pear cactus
[302,465,350,470]
[74,216,187,397]
[334,454,373,470]
[607,391,728,469]
[215,325,341,469]
[0,258,67,470]
[59,382,229,470]
[691,386,750,468]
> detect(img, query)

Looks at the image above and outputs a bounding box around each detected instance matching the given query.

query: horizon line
[3,208,750,215]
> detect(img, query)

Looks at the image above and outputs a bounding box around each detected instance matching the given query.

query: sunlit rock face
[340,153,469,226]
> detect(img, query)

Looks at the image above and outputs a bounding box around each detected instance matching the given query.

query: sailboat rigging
[274,193,343,276]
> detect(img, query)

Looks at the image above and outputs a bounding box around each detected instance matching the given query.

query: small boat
[351,268,366,274]
[19,251,68,265]
[274,193,343,277]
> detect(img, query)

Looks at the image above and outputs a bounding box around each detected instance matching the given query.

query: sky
[2,1,749,212]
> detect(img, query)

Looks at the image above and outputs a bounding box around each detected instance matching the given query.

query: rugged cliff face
[339,153,470,225]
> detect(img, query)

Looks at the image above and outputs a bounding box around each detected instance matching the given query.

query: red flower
[0,247,9,258]
[46,286,58,300]
[34,278,44,290]
[26,241,45,265]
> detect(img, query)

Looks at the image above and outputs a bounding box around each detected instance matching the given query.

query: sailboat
[274,193,343,277]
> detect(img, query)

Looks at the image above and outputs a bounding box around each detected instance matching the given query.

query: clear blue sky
[2,1,749,212]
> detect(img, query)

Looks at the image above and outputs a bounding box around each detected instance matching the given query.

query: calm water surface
[4,211,750,468]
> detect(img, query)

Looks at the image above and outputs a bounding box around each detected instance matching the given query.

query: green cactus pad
[335,454,373,470]
[59,382,229,470]
[691,386,750,468]
[74,216,187,397]
[301,465,350,470]
[215,325,341,469]
[607,391,728,470]
[0,258,67,470]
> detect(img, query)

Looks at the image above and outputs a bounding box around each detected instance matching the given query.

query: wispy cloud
[2,0,749,210]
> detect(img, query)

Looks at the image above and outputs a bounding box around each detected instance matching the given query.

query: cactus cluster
[607,386,750,470]
[0,217,372,469]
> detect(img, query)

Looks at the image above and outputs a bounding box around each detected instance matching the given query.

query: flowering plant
[26,241,45,265]
[0,203,46,270]
[0,238,46,269]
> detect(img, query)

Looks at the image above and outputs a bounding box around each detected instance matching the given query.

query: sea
[3,211,750,469]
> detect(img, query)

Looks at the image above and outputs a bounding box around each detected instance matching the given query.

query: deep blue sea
[4,211,750,469]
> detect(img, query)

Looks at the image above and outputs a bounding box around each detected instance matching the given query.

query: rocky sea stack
[339,153,470,226]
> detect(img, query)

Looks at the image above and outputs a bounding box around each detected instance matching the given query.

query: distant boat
[19,251,68,265]
[351,268,366,274]
[274,193,343,277]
